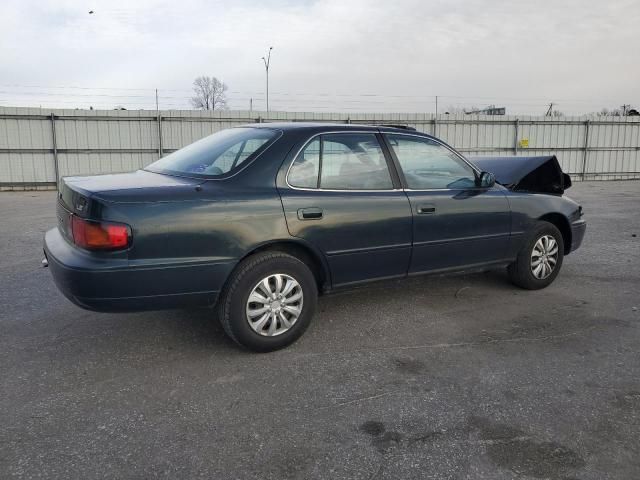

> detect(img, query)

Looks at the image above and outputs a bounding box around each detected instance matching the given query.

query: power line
[0,84,635,115]
[1,83,636,105]
[0,90,604,107]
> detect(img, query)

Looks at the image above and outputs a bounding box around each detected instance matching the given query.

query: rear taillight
[71,216,131,250]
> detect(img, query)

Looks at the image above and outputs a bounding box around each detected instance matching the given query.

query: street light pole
[262,47,273,113]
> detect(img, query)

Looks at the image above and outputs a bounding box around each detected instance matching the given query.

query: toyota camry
[44,123,586,351]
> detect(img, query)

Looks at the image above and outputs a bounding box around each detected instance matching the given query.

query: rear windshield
[145,127,280,178]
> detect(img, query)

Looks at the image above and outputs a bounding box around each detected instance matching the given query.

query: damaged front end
[471,155,572,195]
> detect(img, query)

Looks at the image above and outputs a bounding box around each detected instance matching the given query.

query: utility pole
[249,98,253,116]
[435,95,438,116]
[621,104,630,116]
[262,47,273,113]
[546,102,553,116]
[155,89,162,159]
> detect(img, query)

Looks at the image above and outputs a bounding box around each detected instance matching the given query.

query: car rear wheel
[508,221,564,290]
[217,252,317,352]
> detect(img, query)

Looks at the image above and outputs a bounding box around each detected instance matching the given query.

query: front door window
[385,134,476,190]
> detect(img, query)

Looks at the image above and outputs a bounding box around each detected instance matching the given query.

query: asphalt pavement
[1,180,639,479]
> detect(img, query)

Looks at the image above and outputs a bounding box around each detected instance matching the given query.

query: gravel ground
[1,180,639,479]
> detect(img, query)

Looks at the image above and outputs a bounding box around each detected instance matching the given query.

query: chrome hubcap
[531,234,559,279]
[246,274,303,337]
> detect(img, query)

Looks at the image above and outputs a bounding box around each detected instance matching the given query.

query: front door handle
[298,207,323,220]
[417,204,436,215]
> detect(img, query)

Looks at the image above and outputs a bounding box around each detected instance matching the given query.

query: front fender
[506,192,584,255]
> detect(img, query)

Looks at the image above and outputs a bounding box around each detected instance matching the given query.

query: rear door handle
[417,204,436,215]
[298,207,323,220]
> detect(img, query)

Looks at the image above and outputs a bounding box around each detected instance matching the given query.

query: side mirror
[478,171,496,188]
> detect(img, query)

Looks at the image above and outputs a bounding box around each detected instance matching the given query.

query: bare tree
[597,107,623,117]
[190,76,228,110]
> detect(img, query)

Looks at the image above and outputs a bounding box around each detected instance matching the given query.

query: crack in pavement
[292,325,599,359]
[319,391,398,410]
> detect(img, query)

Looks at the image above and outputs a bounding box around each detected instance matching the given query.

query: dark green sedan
[44,123,586,351]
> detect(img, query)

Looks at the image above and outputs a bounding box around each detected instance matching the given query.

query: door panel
[382,132,512,273]
[280,131,412,287]
[406,188,511,273]
[280,189,412,286]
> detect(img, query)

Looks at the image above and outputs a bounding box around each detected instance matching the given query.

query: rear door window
[288,139,320,188]
[288,133,393,190]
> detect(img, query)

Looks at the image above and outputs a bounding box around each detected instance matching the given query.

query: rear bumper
[570,219,587,253]
[44,228,234,312]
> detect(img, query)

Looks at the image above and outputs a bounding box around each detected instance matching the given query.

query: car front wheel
[508,221,564,290]
[217,252,318,352]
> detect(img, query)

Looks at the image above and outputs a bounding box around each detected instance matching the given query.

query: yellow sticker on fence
[519,138,529,148]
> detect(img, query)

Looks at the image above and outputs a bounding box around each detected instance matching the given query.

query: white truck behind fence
[1,106,639,190]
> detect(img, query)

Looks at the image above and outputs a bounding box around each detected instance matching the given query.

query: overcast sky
[1,0,639,114]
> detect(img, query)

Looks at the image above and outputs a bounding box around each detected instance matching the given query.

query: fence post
[581,120,590,180]
[433,115,438,137]
[156,113,163,159]
[514,118,519,155]
[50,113,59,190]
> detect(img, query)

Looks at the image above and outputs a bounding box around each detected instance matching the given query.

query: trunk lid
[60,170,204,205]
[57,170,206,239]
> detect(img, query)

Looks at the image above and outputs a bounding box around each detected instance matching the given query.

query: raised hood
[471,155,572,194]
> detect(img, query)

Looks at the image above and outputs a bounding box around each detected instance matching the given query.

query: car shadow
[50,267,515,358]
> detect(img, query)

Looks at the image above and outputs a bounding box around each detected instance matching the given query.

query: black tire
[217,252,318,352]
[508,221,564,290]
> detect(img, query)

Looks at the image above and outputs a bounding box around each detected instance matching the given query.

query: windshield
[146,127,280,178]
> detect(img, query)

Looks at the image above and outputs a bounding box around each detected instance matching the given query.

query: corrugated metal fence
[1,106,639,190]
